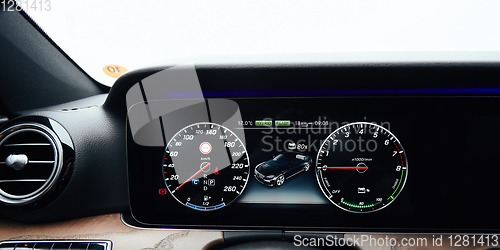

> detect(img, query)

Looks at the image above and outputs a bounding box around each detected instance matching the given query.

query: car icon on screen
[254,152,312,187]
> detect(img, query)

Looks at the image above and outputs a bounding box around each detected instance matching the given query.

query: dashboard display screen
[127,97,500,231]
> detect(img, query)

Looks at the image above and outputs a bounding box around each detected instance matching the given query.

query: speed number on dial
[162,122,250,211]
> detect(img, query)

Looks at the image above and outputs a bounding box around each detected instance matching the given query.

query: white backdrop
[25,0,500,86]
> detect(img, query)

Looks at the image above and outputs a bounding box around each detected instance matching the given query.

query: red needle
[174,163,211,192]
[322,166,368,169]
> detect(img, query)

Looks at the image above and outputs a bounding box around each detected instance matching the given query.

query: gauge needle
[174,163,211,192]
[322,166,368,169]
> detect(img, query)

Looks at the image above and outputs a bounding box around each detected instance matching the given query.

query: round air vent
[0,123,63,205]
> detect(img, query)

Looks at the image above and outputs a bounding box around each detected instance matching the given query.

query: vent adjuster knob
[5,154,28,171]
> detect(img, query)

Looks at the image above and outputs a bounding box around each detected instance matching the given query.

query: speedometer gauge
[162,122,250,211]
[316,122,408,213]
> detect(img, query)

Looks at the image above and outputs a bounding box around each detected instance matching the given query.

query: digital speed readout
[162,122,250,211]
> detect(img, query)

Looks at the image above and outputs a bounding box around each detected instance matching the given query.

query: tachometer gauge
[316,122,408,213]
[162,122,250,211]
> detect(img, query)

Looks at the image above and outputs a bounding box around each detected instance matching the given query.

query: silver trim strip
[286,168,304,179]
[0,240,111,250]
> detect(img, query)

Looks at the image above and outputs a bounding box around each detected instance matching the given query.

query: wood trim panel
[0,213,223,249]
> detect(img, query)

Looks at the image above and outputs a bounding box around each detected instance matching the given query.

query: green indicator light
[255,120,272,126]
[341,200,376,209]
[275,120,290,126]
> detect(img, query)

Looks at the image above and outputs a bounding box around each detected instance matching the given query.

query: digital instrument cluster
[126,97,500,230]
[160,121,408,213]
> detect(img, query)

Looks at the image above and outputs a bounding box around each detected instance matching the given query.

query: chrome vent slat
[0,179,47,183]
[28,161,55,164]
[0,161,56,164]
[3,143,52,146]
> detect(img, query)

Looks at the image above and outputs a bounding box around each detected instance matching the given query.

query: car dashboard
[1,59,500,249]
